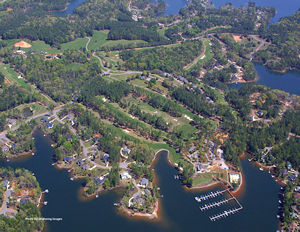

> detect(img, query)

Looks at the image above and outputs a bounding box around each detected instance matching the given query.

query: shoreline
[227,75,259,84]
[119,198,161,221]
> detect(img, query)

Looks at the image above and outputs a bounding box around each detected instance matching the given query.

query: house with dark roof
[41,116,49,122]
[257,110,263,117]
[282,169,288,176]
[94,176,106,185]
[132,196,145,207]
[122,146,131,155]
[139,178,149,188]
[11,143,17,150]
[288,174,296,182]
[20,198,29,204]
[77,159,84,166]
[63,156,73,163]
[102,153,110,163]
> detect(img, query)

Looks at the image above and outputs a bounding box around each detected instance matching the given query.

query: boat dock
[195,189,227,202]
[199,197,234,211]
[209,206,243,221]
[195,189,243,221]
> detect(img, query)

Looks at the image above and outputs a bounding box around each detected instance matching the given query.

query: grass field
[61,37,89,51]
[87,30,109,50]
[0,63,32,91]
[192,169,227,187]
[5,39,59,53]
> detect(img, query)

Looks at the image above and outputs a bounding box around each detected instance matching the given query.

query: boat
[96,194,98,198]
[70,178,74,181]
[32,153,34,155]
[44,201,48,205]
[259,167,263,171]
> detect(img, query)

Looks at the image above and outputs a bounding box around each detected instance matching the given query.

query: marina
[195,189,243,221]
[195,189,226,202]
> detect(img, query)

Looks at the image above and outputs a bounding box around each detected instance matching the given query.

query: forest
[0,85,38,111]
[120,40,203,73]
[255,9,300,72]
[4,50,102,102]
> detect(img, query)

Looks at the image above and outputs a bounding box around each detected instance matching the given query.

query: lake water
[211,0,300,23]
[54,0,86,17]
[229,64,300,95]
[0,129,280,232]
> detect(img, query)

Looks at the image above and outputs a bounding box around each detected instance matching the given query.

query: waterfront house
[139,178,149,188]
[144,189,151,197]
[288,174,296,182]
[120,171,131,180]
[132,196,145,207]
[2,145,9,153]
[3,180,10,190]
[229,173,240,184]
[94,176,106,185]
[63,156,73,163]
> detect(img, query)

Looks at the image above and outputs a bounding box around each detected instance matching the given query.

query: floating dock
[209,207,243,221]
[195,189,243,221]
[195,189,227,202]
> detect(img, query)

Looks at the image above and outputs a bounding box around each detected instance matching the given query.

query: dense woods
[4,50,101,102]
[0,85,38,111]
[120,40,203,72]
[255,9,300,72]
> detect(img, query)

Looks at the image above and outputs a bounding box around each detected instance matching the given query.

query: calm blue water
[229,64,300,95]
[55,0,86,17]
[211,0,300,23]
[0,131,280,232]
[163,0,187,15]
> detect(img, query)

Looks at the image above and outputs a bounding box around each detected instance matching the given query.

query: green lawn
[22,40,59,53]
[0,63,32,91]
[192,173,214,186]
[61,37,89,51]
[192,171,226,187]
[87,30,109,50]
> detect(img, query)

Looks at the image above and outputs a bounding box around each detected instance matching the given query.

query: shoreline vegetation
[0,0,299,230]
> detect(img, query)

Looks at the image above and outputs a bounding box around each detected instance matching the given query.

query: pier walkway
[195,189,243,221]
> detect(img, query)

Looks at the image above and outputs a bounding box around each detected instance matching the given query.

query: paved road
[0,189,15,217]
